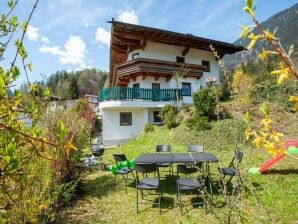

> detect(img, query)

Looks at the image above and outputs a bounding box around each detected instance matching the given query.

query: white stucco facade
[100,41,221,146]
[102,108,146,141]
[101,107,163,146]
[128,41,220,87]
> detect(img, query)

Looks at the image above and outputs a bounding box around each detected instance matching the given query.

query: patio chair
[187,145,204,153]
[156,144,173,176]
[135,163,163,214]
[218,150,243,186]
[176,164,204,215]
[113,153,135,193]
[187,145,204,170]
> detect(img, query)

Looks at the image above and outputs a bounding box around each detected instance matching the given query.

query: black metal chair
[156,144,172,175]
[187,145,204,170]
[135,163,163,214]
[176,164,204,215]
[218,150,243,186]
[113,153,135,193]
[187,145,204,153]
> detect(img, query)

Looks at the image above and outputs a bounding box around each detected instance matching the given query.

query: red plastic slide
[286,139,298,148]
[259,139,297,173]
[259,153,285,173]
[249,139,298,174]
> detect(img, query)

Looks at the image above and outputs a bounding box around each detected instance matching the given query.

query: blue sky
[2,0,297,86]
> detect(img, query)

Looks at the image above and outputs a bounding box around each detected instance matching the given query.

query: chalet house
[47,96,77,111]
[99,20,244,146]
[85,94,98,112]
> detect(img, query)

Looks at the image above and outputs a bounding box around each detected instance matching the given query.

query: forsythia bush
[240,0,298,156]
[231,67,253,107]
[0,1,89,223]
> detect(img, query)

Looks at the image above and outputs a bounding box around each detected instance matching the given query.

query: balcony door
[132,83,140,99]
[152,83,160,101]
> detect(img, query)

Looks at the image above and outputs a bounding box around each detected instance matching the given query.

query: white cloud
[117,8,139,24]
[41,36,50,44]
[26,25,39,41]
[39,35,88,68]
[26,25,51,44]
[95,27,110,47]
[93,8,138,48]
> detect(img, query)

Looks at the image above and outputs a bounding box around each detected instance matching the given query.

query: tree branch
[5,0,19,20]
[0,122,58,147]
[251,17,298,79]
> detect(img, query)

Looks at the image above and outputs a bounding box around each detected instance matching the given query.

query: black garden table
[135,152,219,198]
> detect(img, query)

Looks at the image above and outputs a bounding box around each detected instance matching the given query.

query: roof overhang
[108,20,246,86]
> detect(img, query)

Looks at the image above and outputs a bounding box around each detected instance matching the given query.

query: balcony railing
[99,87,182,102]
[115,58,204,78]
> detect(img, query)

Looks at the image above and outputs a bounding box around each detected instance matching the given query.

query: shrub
[144,124,155,133]
[251,80,298,110]
[159,104,179,129]
[55,180,79,207]
[186,114,211,131]
[231,67,253,107]
[192,87,217,120]
[218,104,232,119]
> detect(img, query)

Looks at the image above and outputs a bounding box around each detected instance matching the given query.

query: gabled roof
[108,20,245,86]
[109,20,245,55]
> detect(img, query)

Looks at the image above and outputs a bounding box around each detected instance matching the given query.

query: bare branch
[251,17,298,79]
[9,0,40,81]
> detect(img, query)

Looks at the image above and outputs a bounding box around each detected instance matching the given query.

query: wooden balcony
[114,58,205,85]
[99,87,182,102]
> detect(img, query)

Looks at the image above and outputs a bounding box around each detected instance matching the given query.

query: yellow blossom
[28,83,38,93]
[26,63,33,71]
[64,135,77,157]
[270,132,284,142]
[260,118,272,131]
[247,33,262,49]
[289,95,298,111]
[239,24,254,38]
[252,137,264,148]
[271,64,291,84]
[259,131,269,138]
[263,30,276,41]
[245,129,255,140]
[263,142,278,157]
[258,48,269,60]
[14,99,21,108]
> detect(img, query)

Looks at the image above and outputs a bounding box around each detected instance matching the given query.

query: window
[182,82,191,96]
[132,53,139,60]
[153,111,161,123]
[133,83,140,88]
[202,60,210,72]
[176,56,185,63]
[120,112,132,126]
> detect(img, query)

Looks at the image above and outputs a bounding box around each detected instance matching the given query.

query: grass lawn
[56,125,298,224]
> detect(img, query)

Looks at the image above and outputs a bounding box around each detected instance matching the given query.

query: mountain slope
[224,3,298,68]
